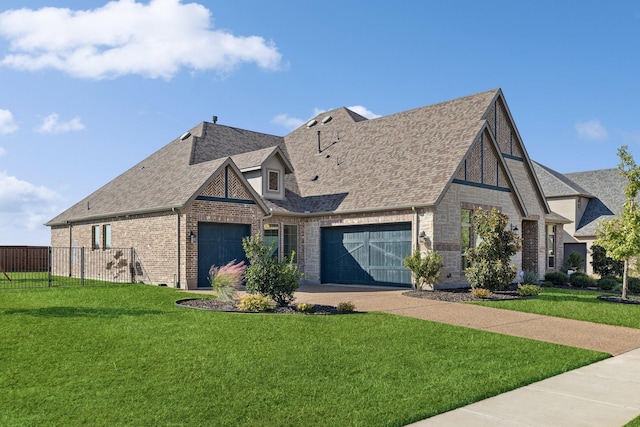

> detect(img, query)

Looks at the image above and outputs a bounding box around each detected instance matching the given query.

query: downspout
[173,208,181,289]
[259,208,274,238]
[412,206,419,250]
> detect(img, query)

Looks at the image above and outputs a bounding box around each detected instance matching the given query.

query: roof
[48,88,541,224]
[47,123,280,225]
[532,161,593,198]
[278,89,501,213]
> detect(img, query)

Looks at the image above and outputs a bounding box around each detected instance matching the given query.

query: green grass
[0,285,607,426]
[0,272,113,289]
[626,416,640,427]
[473,288,640,328]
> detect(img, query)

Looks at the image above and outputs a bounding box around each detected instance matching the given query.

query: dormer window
[268,170,280,192]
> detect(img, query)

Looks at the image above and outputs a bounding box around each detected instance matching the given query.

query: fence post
[48,247,53,287]
[81,247,85,286]
[130,248,135,283]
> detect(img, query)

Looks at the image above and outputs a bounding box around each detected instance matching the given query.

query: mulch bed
[403,288,526,302]
[176,298,343,314]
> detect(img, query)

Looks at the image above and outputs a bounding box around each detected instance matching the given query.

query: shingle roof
[47,123,281,225]
[279,89,500,213]
[532,161,593,198]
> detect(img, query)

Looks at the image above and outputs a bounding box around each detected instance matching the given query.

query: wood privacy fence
[0,246,149,289]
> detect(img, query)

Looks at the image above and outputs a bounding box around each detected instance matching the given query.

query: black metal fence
[0,246,148,289]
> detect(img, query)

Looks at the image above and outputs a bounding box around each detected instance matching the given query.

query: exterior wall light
[189,230,197,244]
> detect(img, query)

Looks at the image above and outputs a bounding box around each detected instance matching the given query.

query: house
[533,162,629,275]
[47,89,564,289]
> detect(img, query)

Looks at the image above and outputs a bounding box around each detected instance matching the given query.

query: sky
[1,0,639,246]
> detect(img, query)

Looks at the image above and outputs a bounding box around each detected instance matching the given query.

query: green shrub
[471,287,492,299]
[569,272,595,288]
[544,271,569,287]
[541,281,553,287]
[336,301,355,313]
[465,208,521,291]
[522,271,539,285]
[597,275,619,291]
[628,277,640,294]
[242,235,303,306]
[296,302,314,313]
[564,251,585,272]
[403,249,443,290]
[237,294,275,312]
[518,284,541,297]
[591,245,624,277]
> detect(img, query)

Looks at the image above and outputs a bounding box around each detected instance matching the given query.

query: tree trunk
[622,259,629,300]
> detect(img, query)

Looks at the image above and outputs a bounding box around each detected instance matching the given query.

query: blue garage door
[197,222,251,288]
[321,223,412,287]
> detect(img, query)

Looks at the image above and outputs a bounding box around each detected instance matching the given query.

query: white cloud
[0,109,18,134]
[575,119,608,141]
[273,105,381,131]
[0,0,283,80]
[0,171,61,245]
[36,113,85,134]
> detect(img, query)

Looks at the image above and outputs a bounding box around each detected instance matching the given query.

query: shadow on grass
[3,306,164,318]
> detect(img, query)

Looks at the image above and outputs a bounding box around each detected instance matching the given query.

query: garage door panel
[321,223,411,287]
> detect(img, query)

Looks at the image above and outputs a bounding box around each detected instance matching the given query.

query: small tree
[591,244,624,277]
[242,234,302,306]
[563,251,584,272]
[465,208,522,291]
[403,249,443,290]
[595,146,640,300]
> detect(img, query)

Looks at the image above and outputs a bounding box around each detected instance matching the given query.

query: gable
[195,164,258,204]
[453,128,510,192]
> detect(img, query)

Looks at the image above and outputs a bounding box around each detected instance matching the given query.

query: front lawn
[0,285,607,426]
[473,288,640,329]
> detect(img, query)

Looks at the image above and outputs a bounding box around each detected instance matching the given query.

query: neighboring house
[534,162,629,275]
[47,89,563,289]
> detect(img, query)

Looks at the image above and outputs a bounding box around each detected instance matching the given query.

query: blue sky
[1,0,639,245]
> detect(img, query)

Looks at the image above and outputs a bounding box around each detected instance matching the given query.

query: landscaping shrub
[208,260,246,301]
[569,272,595,288]
[336,301,356,313]
[237,294,275,312]
[242,235,303,306]
[541,281,553,287]
[544,271,569,287]
[518,284,541,297]
[403,249,443,290]
[591,245,624,277]
[465,208,521,291]
[628,277,640,294]
[597,275,619,291]
[296,302,314,313]
[522,271,539,285]
[563,251,585,272]
[471,287,492,299]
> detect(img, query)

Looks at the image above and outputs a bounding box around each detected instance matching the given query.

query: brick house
[47,89,564,289]
[533,162,631,276]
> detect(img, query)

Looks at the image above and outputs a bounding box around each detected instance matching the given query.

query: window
[92,225,101,250]
[461,209,473,271]
[268,170,279,192]
[103,224,112,249]
[547,224,556,268]
[264,223,279,258]
[283,225,298,263]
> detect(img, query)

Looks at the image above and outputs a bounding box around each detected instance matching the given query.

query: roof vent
[212,116,218,124]
[311,175,319,181]
[307,119,317,128]
[322,115,332,124]
[180,131,191,141]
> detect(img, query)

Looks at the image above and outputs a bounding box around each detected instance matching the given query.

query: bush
[522,271,539,285]
[471,288,492,299]
[597,275,619,291]
[544,271,569,287]
[541,281,553,287]
[242,235,303,306]
[296,302,314,313]
[564,251,585,272]
[403,249,443,290]
[336,301,356,313]
[237,294,275,312]
[518,284,541,297]
[591,245,624,277]
[569,272,595,288]
[465,208,521,291]
[208,260,246,301]
[628,277,640,294]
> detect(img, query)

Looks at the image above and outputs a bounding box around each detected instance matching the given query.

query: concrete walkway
[186,284,640,426]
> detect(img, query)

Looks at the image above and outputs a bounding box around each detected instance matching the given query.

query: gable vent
[322,115,332,124]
